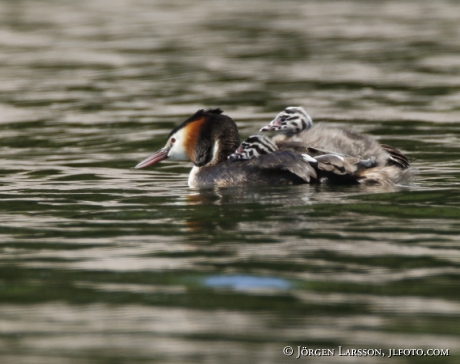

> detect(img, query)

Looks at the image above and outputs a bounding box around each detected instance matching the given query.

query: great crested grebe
[135,108,318,187]
[260,106,411,185]
[229,135,378,184]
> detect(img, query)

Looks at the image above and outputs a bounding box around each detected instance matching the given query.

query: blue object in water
[203,274,290,290]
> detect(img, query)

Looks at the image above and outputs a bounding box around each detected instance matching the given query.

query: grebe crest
[260,106,313,134]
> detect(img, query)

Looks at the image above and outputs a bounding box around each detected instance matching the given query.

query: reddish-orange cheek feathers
[183,117,206,160]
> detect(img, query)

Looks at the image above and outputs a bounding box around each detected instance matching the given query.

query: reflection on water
[1,0,460,363]
[203,275,291,291]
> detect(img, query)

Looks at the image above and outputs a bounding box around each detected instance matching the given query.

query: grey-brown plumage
[274,124,411,185]
[273,123,388,164]
[381,144,411,169]
[231,135,378,184]
[194,151,318,187]
[262,107,412,185]
[313,154,374,183]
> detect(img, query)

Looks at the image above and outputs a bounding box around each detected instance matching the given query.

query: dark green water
[1,0,460,363]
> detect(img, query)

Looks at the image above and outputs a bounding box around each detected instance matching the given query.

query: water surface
[1,0,460,363]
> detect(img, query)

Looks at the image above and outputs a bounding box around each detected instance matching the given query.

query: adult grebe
[135,108,317,187]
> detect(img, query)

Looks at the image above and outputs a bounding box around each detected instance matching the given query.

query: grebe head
[135,108,240,169]
[260,106,313,134]
[228,135,278,160]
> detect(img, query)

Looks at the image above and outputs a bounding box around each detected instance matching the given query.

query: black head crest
[185,108,224,120]
[204,108,224,115]
[168,108,223,138]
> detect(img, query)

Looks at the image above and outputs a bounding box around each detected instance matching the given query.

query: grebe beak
[135,146,171,169]
[260,120,281,132]
[260,125,274,132]
[228,146,244,160]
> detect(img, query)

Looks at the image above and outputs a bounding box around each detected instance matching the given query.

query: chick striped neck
[229,135,278,160]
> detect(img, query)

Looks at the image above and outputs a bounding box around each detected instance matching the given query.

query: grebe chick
[260,107,412,185]
[260,107,313,135]
[135,109,318,187]
[261,106,410,168]
[229,135,278,160]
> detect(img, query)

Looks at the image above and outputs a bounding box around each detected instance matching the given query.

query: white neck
[188,165,200,187]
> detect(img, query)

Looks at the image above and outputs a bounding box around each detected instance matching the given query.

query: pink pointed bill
[135,147,171,169]
[260,125,276,132]
[260,120,281,132]
[228,145,244,160]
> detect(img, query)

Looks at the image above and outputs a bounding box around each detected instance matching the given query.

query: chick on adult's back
[261,107,411,185]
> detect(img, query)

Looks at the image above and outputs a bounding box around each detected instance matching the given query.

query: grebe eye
[171,138,176,143]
